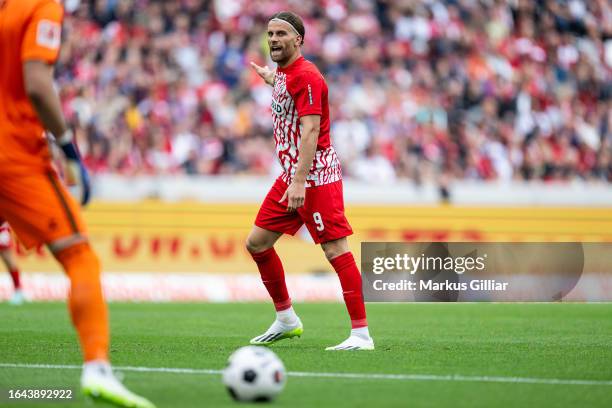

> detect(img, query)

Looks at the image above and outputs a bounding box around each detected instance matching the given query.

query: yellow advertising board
[12,202,612,274]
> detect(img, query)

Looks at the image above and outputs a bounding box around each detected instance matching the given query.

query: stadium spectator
[57,0,611,184]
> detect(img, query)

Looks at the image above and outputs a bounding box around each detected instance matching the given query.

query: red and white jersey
[271,56,341,187]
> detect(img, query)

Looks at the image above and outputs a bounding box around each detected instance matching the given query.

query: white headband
[270,18,301,37]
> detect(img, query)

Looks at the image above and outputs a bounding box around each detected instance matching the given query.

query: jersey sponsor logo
[36,20,61,50]
[307,84,313,105]
[271,99,284,116]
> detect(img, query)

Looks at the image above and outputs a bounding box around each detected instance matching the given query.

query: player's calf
[324,245,375,351]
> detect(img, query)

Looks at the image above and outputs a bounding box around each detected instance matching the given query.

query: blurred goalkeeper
[0,0,154,406]
[248,11,374,351]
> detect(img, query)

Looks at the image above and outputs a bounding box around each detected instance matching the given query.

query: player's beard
[270,44,295,65]
[270,47,285,63]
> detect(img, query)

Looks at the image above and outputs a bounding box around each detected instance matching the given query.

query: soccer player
[0,1,154,406]
[0,221,25,305]
[248,11,374,351]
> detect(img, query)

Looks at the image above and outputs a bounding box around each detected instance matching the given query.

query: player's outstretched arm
[280,114,320,212]
[23,61,91,205]
[250,61,275,86]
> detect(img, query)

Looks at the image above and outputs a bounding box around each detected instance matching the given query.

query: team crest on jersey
[273,72,287,95]
[36,20,61,50]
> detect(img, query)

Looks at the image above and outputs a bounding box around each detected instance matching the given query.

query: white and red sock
[351,326,371,340]
[276,305,299,325]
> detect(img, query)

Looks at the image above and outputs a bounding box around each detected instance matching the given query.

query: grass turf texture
[0,302,611,407]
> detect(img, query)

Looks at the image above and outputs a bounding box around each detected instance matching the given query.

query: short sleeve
[289,72,324,118]
[21,0,64,64]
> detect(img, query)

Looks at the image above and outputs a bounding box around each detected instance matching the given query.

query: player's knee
[322,239,349,261]
[322,246,341,261]
[6,257,19,271]
[0,249,16,269]
[54,241,101,282]
[245,236,271,254]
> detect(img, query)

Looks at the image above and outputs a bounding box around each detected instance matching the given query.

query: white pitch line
[0,363,221,375]
[1,363,611,387]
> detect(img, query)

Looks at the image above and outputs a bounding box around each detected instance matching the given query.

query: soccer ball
[222,346,286,402]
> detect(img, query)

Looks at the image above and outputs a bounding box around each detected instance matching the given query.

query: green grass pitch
[1,302,611,407]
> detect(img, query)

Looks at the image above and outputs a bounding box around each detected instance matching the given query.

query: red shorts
[0,219,12,250]
[255,177,353,244]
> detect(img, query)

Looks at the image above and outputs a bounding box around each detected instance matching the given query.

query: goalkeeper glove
[57,130,91,206]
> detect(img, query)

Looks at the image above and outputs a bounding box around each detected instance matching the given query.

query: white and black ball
[222,346,286,402]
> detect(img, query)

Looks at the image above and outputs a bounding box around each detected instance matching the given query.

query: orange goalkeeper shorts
[0,168,87,249]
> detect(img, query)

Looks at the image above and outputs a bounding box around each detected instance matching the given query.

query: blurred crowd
[57,0,612,184]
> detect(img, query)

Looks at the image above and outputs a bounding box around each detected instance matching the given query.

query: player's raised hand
[280,181,305,212]
[250,62,275,86]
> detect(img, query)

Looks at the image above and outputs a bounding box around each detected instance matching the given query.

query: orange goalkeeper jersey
[0,0,64,172]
